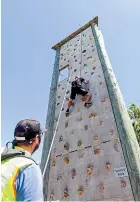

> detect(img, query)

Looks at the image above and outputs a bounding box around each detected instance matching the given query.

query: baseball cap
[14,119,47,142]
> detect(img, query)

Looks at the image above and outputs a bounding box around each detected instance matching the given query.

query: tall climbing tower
[41,17,140,201]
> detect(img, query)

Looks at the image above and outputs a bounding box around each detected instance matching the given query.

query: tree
[128,103,140,145]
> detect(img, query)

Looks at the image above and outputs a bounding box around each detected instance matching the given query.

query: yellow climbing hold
[64,157,69,164]
[87,56,92,59]
[89,113,97,118]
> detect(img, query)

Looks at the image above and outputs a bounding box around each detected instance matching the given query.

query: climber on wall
[65,76,92,117]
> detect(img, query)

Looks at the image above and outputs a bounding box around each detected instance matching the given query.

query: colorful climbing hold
[87,56,92,59]
[64,188,69,198]
[51,160,56,167]
[94,149,100,155]
[64,157,69,164]
[94,136,98,140]
[87,166,93,175]
[99,184,104,192]
[77,186,84,195]
[98,120,103,126]
[105,162,111,171]
[99,82,103,85]
[121,180,126,188]
[89,113,97,118]
[102,97,107,103]
[93,66,96,70]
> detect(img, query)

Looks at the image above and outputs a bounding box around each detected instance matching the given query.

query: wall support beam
[41,48,60,200]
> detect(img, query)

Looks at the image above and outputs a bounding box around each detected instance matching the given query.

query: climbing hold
[66,97,69,101]
[76,116,82,122]
[94,149,100,155]
[114,143,119,152]
[105,162,111,171]
[82,50,86,53]
[102,97,107,103]
[58,96,60,99]
[98,120,103,126]
[57,103,60,106]
[50,190,54,200]
[94,93,97,96]
[75,59,77,62]
[93,59,96,62]
[78,140,82,147]
[71,168,76,179]
[91,72,94,75]
[93,66,96,70]
[74,69,77,72]
[62,87,64,90]
[79,62,81,64]
[87,56,92,59]
[121,180,126,188]
[77,186,84,195]
[64,157,69,164]
[64,142,69,151]
[53,148,56,154]
[87,165,93,175]
[109,129,114,135]
[61,108,64,111]
[99,184,104,192]
[57,174,62,181]
[94,136,98,140]
[74,55,76,58]
[65,121,68,128]
[84,64,87,67]
[99,82,103,85]
[66,90,69,94]
[64,58,66,61]
[85,72,87,74]
[89,113,97,118]
[58,84,61,87]
[59,136,63,142]
[84,125,88,131]
[71,129,75,135]
[51,160,56,167]
[92,49,95,52]
[64,188,69,198]
[98,75,100,77]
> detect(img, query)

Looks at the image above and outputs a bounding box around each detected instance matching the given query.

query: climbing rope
[43,66,73,177]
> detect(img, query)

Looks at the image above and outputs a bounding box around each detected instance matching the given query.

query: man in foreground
[65,76,92,117]
[1,118,47,201]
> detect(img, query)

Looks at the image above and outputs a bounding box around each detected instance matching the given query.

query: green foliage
[128,103,140,145]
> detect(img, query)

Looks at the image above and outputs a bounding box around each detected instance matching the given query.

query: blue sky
[2,0,140,161]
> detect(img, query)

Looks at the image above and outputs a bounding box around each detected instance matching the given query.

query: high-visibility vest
[1,156,34,201]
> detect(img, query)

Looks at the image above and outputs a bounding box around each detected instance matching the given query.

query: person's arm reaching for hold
[16,164,44,201]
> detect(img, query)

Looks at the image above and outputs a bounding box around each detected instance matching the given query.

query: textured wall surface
[42,24,140,201]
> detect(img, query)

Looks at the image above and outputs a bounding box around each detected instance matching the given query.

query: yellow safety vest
[1,148,34,201]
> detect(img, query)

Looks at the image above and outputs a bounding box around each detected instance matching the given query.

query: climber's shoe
[65,109,70,117]
[84,102,93,108]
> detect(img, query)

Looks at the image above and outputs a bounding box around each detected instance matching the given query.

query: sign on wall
[114,167,128,178]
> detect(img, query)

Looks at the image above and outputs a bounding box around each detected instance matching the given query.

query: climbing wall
[46,27,134,201]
